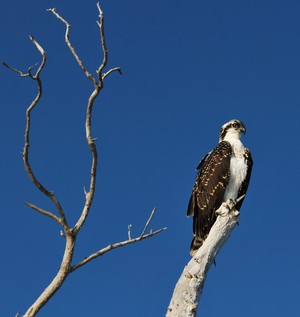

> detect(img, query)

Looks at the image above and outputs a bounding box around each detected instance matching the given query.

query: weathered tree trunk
[166,199,239,317]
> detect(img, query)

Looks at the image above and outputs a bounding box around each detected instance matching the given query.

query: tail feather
[190,236,205,256]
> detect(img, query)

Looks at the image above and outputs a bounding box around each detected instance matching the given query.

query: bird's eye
[233,122,239,128]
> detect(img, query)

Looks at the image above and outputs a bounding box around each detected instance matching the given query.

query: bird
[187,119,253,256]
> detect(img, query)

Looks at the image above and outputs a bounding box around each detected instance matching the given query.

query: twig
[2,62,33,77]
[102,67,123,80]
[128,224,132,240]
[25,202,61,224]
[140,207,156,237]
[29,36,46,76]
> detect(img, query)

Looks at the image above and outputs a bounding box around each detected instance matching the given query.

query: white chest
[223,150,248,201]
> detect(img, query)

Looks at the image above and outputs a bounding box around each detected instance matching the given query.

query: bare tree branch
[71,208,167,272]
[166,199,240,317]
[23,37,68,229]
[23,231,76,317]
[96,2,108,84]
[102,67,123,80]
[72,87,99,235]
[25,202,61,224]
[140,207,157,237]
[2,62,34,77]
[71,228,166,272]
[3,36,68,230]
[128,224,132,240]
[47,8,97,85]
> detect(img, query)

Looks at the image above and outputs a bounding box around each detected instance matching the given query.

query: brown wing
[235,148,253,210]
[187,141,232,246]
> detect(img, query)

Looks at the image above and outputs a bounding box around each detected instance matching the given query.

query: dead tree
[166,198,242,317]
[3,3,166,317]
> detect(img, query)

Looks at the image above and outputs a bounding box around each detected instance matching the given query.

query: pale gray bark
[166,199,240,317]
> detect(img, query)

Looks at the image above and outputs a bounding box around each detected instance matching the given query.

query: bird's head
[219,119,246,142]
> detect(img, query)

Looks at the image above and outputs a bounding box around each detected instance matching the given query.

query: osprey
[187,119,253,256]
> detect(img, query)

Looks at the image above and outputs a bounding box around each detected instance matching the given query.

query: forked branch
[71,208,167,272]
[48,3,121,235]
[3,36,68,230]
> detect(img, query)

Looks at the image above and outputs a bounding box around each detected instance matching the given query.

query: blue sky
[1,0,300,316]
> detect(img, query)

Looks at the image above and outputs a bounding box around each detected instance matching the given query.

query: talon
[232,209,240,217]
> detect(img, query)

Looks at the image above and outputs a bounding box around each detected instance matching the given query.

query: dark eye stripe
[219,120,245,140]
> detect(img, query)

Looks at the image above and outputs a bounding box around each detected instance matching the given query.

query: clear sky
[1,0,300,316]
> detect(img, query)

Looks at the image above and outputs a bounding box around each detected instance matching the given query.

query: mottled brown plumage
[187,120,253,255]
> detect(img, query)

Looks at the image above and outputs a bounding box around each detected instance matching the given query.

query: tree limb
[3,36,68,230]
[71,228,166,272]
[2,62,34,77]
[166,199,240,317]
[25,202,61,224]
[71,208,167,272]
[96,2,108,84]
[23,231,76,317]
[48,4,121,235]
[47,8,97,86]
[102,67,123,80]
[72,87,99,235]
